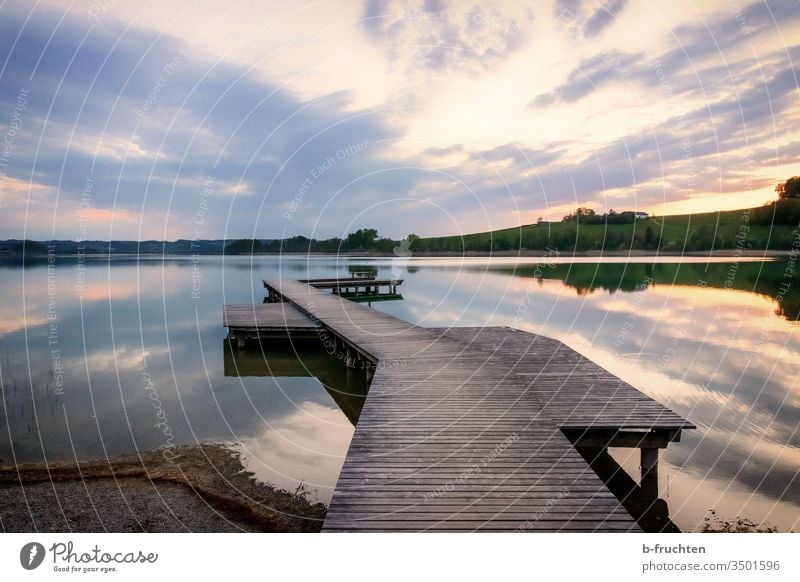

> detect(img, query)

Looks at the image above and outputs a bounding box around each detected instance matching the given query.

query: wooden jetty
[348,265,378,278]
[224,279,694,532]
[267,278,403,302]
[223,303,317,347]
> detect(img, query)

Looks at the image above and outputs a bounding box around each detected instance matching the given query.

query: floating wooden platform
[298,277,403,288]
[252,279,694,532]
[223,303,316,344]
[266,277,403,301]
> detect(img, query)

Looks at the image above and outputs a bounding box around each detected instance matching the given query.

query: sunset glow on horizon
[1,0,798,240]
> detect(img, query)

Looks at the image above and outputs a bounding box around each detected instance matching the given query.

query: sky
[0,0,798,240]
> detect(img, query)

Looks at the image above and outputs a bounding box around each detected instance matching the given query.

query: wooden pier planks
[434,327,694,431]
[223,303,316,332]
[326,368,636,531]
[262,279,697,531]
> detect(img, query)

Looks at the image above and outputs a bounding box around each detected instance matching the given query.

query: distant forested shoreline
[4,199,799,258]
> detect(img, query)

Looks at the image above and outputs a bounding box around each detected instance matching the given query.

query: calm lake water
[1,255,798,531]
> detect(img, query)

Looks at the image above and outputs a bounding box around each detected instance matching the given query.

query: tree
[776,176,800,199]
[224,239,264,254]
[687,225,721,250]
[494,238,512,251]
[644,226,655,249]
[575,232,594,251]
[562,207,597,223]
[343,228,378,250]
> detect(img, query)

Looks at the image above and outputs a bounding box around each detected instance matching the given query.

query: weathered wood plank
[256,279,693,532]
[223,303,316,330]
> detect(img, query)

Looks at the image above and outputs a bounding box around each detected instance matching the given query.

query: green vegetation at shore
[0,240,49,256]
[500,260,800,322]
[224,228,398,254]
[702,510,779,533]
[413,198,800,253]
[224,198,800,255]
[0,239,228,256]
[5,181,800,256]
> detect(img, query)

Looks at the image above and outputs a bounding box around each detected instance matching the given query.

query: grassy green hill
[414,199,800,253]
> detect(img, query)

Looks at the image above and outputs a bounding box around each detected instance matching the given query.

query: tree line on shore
[222,197,800,255]
[224,228,398,254]
[5,178,799,257]
[411,197,800,253]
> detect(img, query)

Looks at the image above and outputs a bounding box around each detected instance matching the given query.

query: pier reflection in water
[3,255,797,530]
[220,338,369,503]
[228,283,686,532]
[223,339,369,426]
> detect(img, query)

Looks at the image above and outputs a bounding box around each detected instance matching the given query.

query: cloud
[530,50,644,107]
[1,0,799,240]
[554,0,581,18]
[429,43,800,220]
[583,0,627,38]
[532,1,800,110]
[0,5,405,239]
[360,0,530,77]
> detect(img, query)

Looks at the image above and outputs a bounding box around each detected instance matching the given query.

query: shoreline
[2,249,792,259]
[0,444,326,532]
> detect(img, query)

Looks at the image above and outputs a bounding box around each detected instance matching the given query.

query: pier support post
[640,448,659,499]
[230,333,245,350]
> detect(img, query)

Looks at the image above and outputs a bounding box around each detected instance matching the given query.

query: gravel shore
[0,445,326,532]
